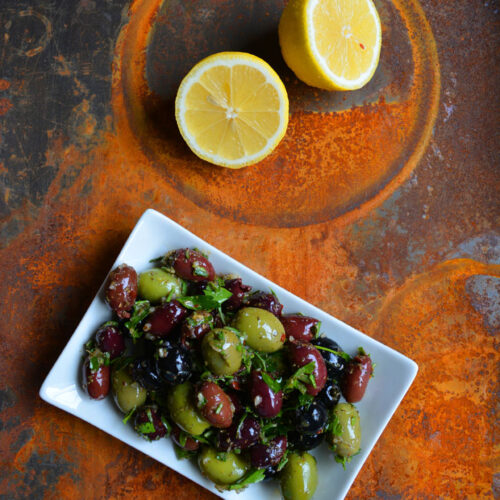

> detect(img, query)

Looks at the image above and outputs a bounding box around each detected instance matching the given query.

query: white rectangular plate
[40,208,418,500]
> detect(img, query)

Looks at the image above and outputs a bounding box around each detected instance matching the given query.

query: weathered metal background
[0,0,498,498]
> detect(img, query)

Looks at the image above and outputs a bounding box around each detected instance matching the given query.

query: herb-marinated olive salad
[82,248,373,499]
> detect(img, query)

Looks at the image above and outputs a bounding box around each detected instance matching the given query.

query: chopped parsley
[124,300,151,340]
[261,372,281,394]
[227,468,266,490]
[284,362,316,394]
[315,344,351,361]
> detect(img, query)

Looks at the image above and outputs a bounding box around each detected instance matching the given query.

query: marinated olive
[223,278,251,311]
[198,447,249,485]
[201,328,242,376]
[132,356,163,391]
[171,248,215,282]
[82,352,110,400]
[217,416,260,451]
[112,366,147,413]
[134,405,169,441]
[226,389,244,417]
[245,291,283,316]
[288,342,327,396]
[181,310,213,345]
[171,423,200,451]
[312,337,347,380]
[292,401,328,435]
[138,268,185,303]
[281,315,319,343]
[250,435,287,468]
[327,403,361,457]
[233,307,286,353]
[196,381,234,428]
[317,378,341,409]
[250,370,283,418]
[156,341,192,385]
[288,431,324,451]
[280,452,318,500]
[143,300,189,337]
[166,382,210,436]
[95,324,125,359]
[105,264,138,319]
[342,353,373,403]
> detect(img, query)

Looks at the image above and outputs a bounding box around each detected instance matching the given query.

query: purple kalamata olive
[171,424,200,451]
[82,352,110,400]
[223,278,252,311]
[245,291,283,317]
[95,324,125,359]
[250,370,283,418]
[105,264,138,319]
[196,381,234,429]
[342,353,373,403]
[226,390,244,417]
[281,315,319,343]
[171,248,215,282]
[217,416,261,451]
[288,342,327,396]
[134,405,169,441]
[181,310,213,346]
[143,300,189,337]
[250,436,287,468]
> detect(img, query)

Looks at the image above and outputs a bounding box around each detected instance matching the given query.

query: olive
[166,382,211,436]
[226,390,244,417]
[171,424,200,451]
[281,315,319,343]
[196,381,234,429]
[156,342,192,385]
[245,291,283,316]
[263,466,278,481]
[137,268,185,303]
[250,370,283,418]
[342,353,373,403]
[288,431,324,451]
[112,366,147,413]
[327,403,361,457]
[222,278,251,311]
[181,310,213,345]
[171,248,215,282]
[280,452,318,500]
[217,416,260,451]
[292,401,328,435]
[198,447,249,485]
[312,337,347,380]
[132,356,163,391]
[143,300,189,337]
[82,351,110,400]
[134,405,169,441]
[95,324,125,359]
[232,307,286,353]
[288,342,327,396]
[250,435,287,469]
[105,264,138,319]
[201,328,242,376]
[317,378,341,409]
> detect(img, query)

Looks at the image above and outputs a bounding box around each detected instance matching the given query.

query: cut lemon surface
[175,52,289,168]
[279,0,382,91]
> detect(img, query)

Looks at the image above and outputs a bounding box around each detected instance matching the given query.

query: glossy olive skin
[166,382,211,436]
[288,342,327,396]
[112,366,147,413]
[156,341,192,385]
[95,324,125,359]
[317,378,341,409]
[223,278,251,311]
[250,370,283,418]
[233,307,286,353]
[292,401,328,435]
[342,354,373,403]
[171,248,215,282]
[82,354,110,400]
[245,291,283,316]
[281,315,319,343]
[250,435,287,468]
[280,452,318,500]
[181,310,213,345]
[143,300,189,337]
[171,424,200,451]
[105,264,138,319]
[327,403,361,457]
[201,328,242,376]
[138,268,184,303]
[312,337,347,380]
[196,381,234,428]
[217,416,260,451]
[134,405,169,441]
[198,447,249,485]
[288,431,324,451]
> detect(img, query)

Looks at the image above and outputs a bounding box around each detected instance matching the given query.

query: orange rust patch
[0,97,13,115]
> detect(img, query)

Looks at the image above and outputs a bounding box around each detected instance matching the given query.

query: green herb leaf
[261,372,281,393]
[315,344,351,361]
[284,362,316,393]
[227,468,266,490]
[276,450,289,472]
[214,402,223,415]
[136,421,155,434]
[122,407,136,424]
[174,445,197,460]
[124,300,151,340]
[192,264,209,277]
[89,356,101,371]
[328,414,343,436]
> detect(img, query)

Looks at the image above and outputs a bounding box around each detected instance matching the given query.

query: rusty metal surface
[0,0,498,498]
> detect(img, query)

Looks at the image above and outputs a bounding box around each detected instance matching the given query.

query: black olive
[312,337,347,380]
[317,378,341,409]
[155,342,192,385]
[292,401,328,435]
[263,466,278,481]
[132,356,164,391]
[288,430,325,451]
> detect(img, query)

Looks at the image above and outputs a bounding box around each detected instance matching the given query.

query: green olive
[327,402,361,457]
[201,328,242,376]
[111,367,147,414]
[280,452,318,500]
[232,307,285,353]
[137,268,185,303]
[198,446,249,485]
[166,382,210,436]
